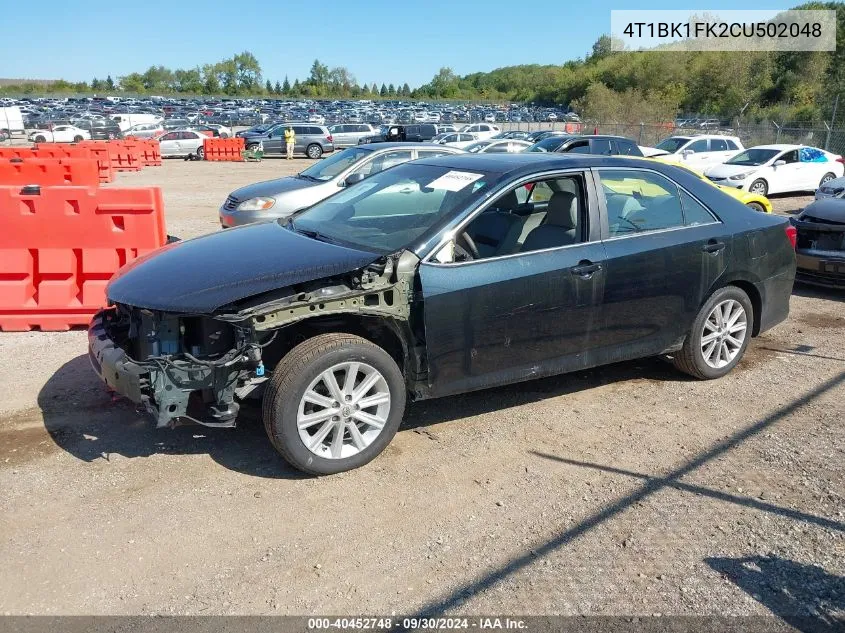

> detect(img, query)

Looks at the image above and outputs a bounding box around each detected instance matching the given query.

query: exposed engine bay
[89,252,420,429]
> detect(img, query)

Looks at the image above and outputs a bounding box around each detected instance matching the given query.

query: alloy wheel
[297,362,391,459]
[700,299,748,369]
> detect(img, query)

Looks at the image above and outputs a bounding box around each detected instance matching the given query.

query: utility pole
[826,93,839,151]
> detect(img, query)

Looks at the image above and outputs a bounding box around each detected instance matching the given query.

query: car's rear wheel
[35,135,46,143]
[195,147,204,160]
[820,172,836,187]
[263,333,406,475]
[749,179,768,195]
[746,201,766,212]
[306,143,323,159]
[107,132,116,140]
[73,135,83,142]
[672,286,753,380]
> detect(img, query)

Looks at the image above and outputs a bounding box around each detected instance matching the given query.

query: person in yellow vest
[284,125,295,160]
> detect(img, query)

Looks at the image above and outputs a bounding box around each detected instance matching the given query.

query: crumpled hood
[229,175,319,202]
[801,198,845,224]
[107,222,380,314]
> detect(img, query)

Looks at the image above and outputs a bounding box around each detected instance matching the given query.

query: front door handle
[703,240,726,254]
[571,261,602,277]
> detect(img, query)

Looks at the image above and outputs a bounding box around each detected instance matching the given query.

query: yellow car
[649,159,772,213]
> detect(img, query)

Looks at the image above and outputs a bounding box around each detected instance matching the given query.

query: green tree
[371,83,378,95]
[379,83,387,97]
[292,78,301,95]
[274,80,282,95]
[91,77,102,91]
[388,83,396,96]
[105,75,115,91]
[265,79,273,93]
[308,59,330,88]
[282,76,291,94]
[119,73,146,93]
[233,51,262,92]
[401,83,411,96]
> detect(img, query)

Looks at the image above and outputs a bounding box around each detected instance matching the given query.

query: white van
[110,113,163,132]
[0,106,25,135]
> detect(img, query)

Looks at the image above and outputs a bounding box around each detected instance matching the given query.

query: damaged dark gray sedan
[89,154,797,474]
[792,198,845,289]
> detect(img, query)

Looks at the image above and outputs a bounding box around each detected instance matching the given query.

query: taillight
[836,155,844,164]
[326,135,333,143]
[785,225,797,249]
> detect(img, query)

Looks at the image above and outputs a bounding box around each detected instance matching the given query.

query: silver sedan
[219,143,464,227]
[158,129,207,159]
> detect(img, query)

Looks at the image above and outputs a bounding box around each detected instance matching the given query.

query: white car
[459,123,500,140]
[429,132,477,149]
[28,125,91,143]
[124,123,164,139]
[645,135,744,169]
[157,130,207,159]
[704,145,845,196]
[464,138,531,153]
[202,124,233,138]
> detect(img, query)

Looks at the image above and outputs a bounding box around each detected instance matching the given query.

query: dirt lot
[0,158,843,621]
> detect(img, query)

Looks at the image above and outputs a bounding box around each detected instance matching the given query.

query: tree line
[2,2,844,125]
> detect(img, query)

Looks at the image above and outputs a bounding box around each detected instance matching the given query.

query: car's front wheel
[746,201,766,212]
[672,286,753,380]
[195,147,204,160]
[73,135,83,142]
[263,333,406,475]
[35,135,46,143]
[749,179,768,196]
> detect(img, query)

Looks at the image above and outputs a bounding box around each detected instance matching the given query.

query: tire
[746,201,766,212]
[672,286,753,380]
[820,172,836,187]
[35,135,46,143]
[73,135,83,142]
[306,143,323,159]
[748,179,768,196]
[220,133,229,139]
[195,147,204,160]
[263,333,406,475]
[107,132,116,140]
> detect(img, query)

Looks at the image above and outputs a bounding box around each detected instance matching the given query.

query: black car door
[418,169,608,397]
[593,167,729,362]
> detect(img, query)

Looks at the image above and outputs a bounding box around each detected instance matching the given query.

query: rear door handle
[703,240,726,254]
[571,262,602,277]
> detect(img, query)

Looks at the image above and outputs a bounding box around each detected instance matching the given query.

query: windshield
[526,137,566,153]
[299,147,373,181]
[726,148,780,166]
[655,137,691,153]
[290,163,496,253]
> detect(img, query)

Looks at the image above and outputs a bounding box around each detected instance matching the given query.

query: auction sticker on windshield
[427,171,484,191]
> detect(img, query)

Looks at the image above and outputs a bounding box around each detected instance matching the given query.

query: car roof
[412,152,684,176]
[747,144,805,151]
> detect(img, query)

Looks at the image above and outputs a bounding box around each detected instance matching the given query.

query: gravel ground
[0,158,843,623]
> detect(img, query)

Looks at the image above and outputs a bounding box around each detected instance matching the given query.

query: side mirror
[773,159,786,167]
[682,149,695,156]
[344,173,366,187]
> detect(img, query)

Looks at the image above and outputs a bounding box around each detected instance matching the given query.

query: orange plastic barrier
[203,137,245,162]
[0,185,167,331]
[78,140,141,172]
[0,158,100,187]
[30,143,113,183]
[135,139,161,167]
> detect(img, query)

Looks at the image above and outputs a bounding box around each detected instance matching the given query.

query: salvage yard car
[28,124,91,143]
[704,145,844,196]
[219,143,464,227]
[89,154,796,475]
[791,198,845,288]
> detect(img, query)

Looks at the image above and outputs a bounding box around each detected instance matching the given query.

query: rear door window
[591,139,613,155]
[599,169,686,236]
